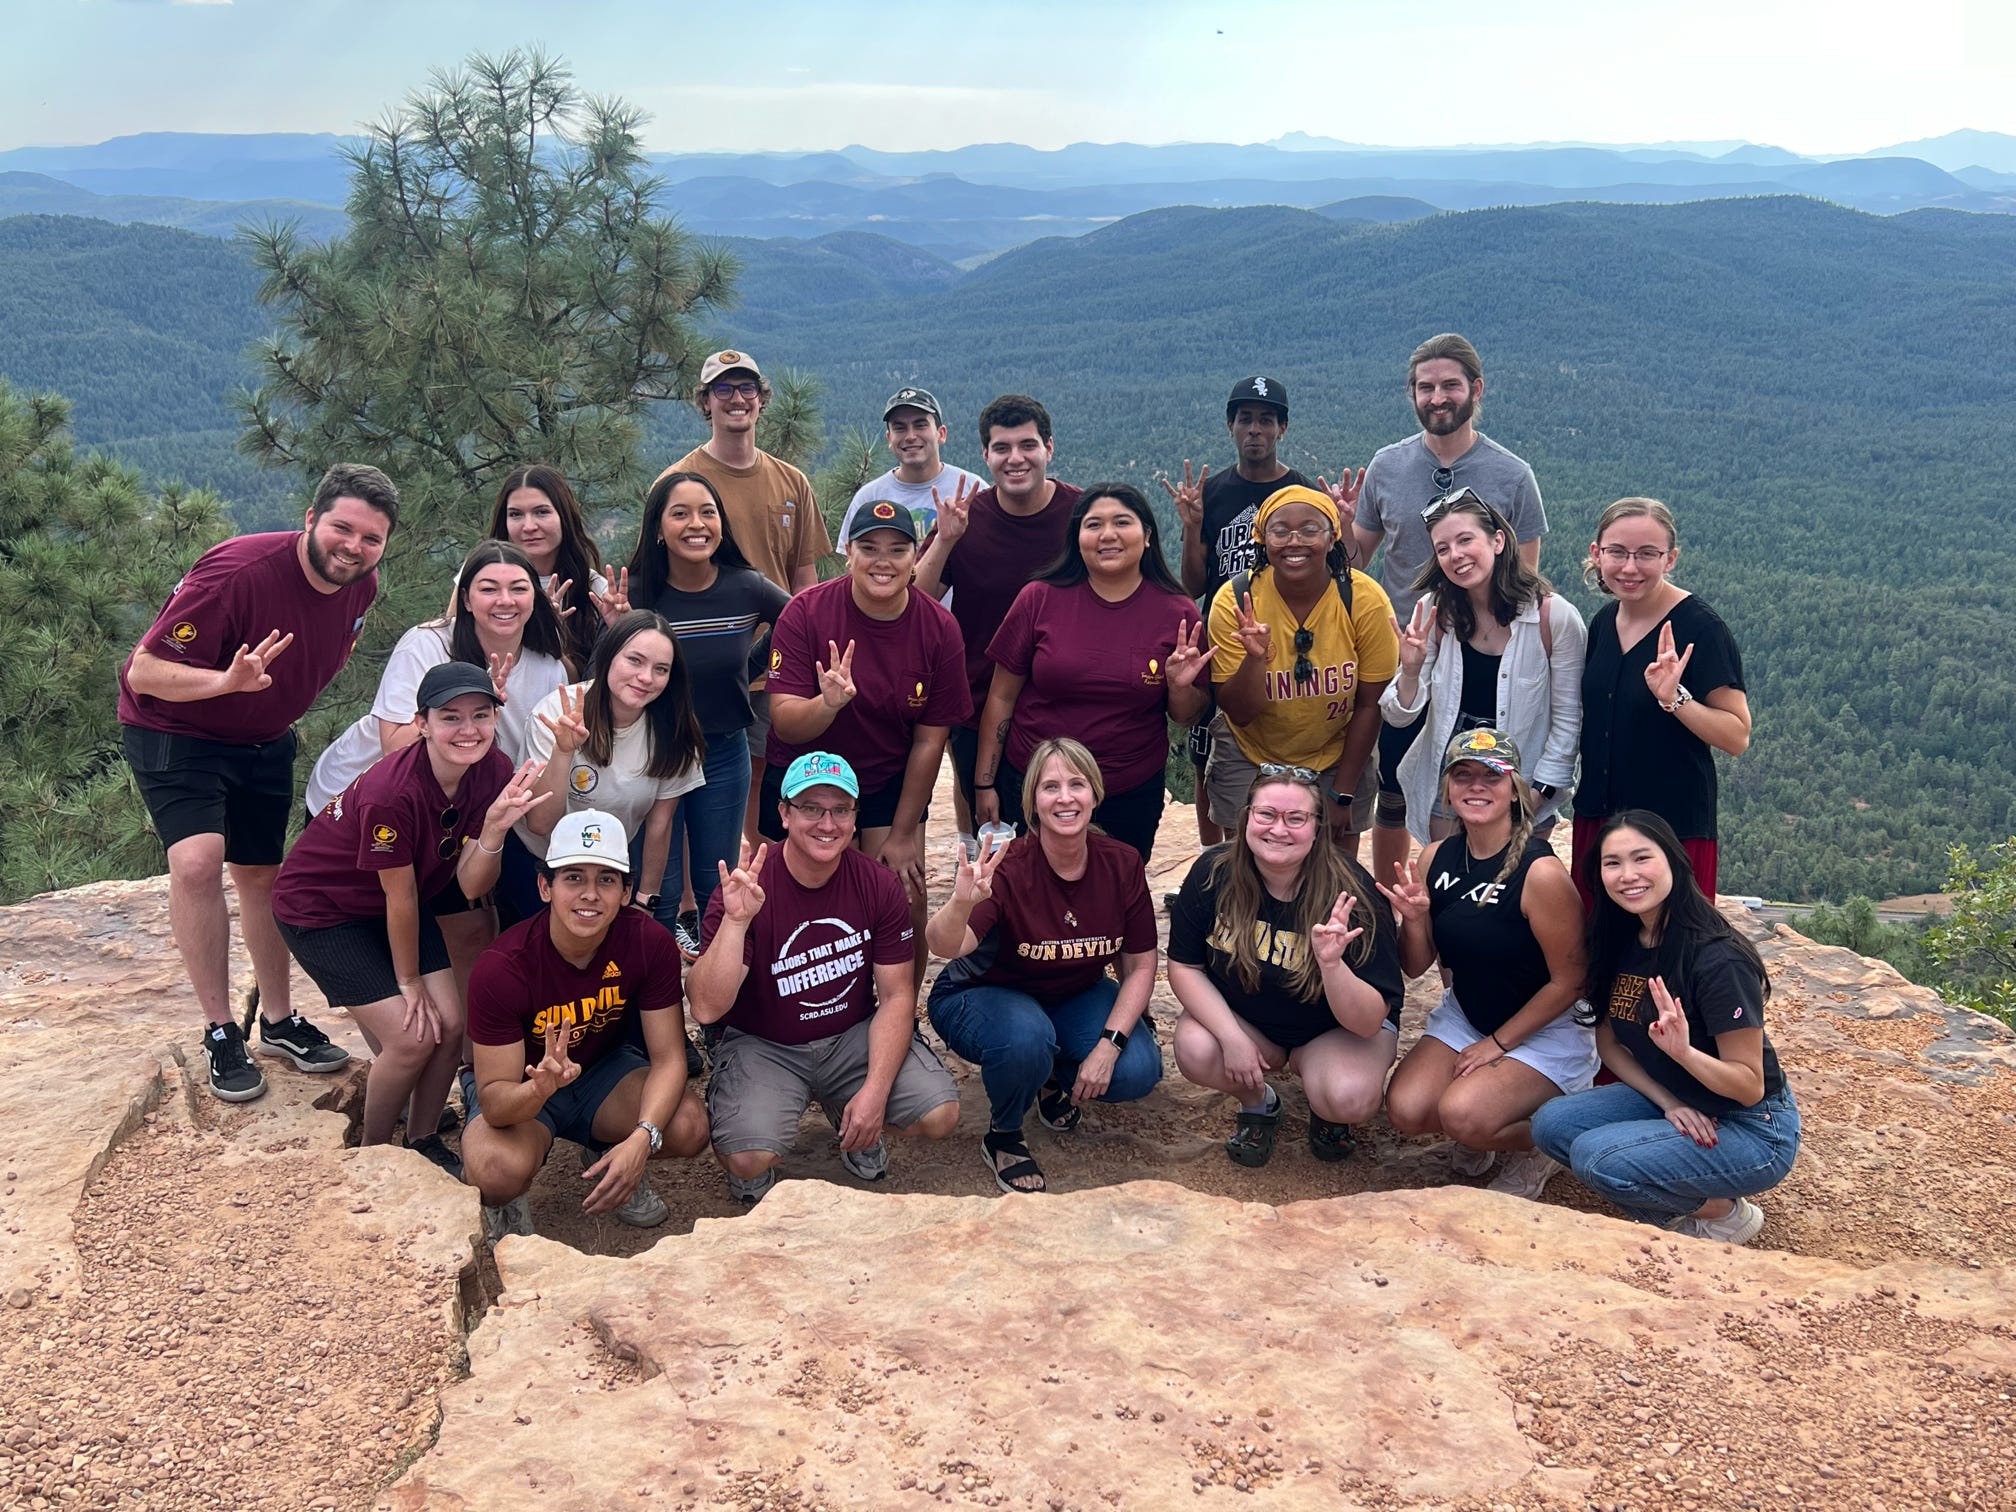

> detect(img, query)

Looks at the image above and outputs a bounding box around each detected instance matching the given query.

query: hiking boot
[579,1146,669,1227]
[839,1137,889,1183]
[673,908,703,961]
[1449,1142,1496,1178]
[408,1133,464,1184]
[204,1021,267,1103]
[253,1012,351,1073]
[482,1194,535,1241]
[1675,1197,1766,1246]
[1486,1149,1562,1200]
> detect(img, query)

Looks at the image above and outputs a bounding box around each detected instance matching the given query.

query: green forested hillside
[2,198,2010,902]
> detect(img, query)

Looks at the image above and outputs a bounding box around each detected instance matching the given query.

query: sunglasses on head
[1421,486,1509,530]
[1257,762,1321,784]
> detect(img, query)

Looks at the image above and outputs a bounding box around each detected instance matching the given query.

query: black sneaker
[673,908,703,961]
[408,1133,465,1184]
[204,1021,267,1103]
[254,1013,351,1074]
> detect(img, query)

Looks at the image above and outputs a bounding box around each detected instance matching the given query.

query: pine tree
[0,382,228,901]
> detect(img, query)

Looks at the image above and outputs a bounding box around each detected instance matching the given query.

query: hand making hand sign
[1159,460,1210,534]
[1392,598,1435,680]
[952,829,1008,907]
[1309,890,1365,969]
[526,1017,583,1103]
[1315,466,1366,532]
[219,630,296,695]
[535,683,589,756]
[931,474,983,546]
[817,639,858,710]
[591,567,631,625]
[1234,592,1272,662]
[1376,856,1431,927]
[715,840,770,927]
[1644,621,1695,708]
[1164,619,1217,691]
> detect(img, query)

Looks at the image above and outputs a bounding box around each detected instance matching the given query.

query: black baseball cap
[845,499,922,544]
[883,387,943,422]
[416,661,501,711]
[1226,376,1289,420]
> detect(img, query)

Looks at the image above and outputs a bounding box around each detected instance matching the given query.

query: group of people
[116,333,1797,1247]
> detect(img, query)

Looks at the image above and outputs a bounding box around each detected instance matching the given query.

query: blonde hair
[1441,765,1540,888]
[1584,496,1679,595]
[1020,737,1105,830]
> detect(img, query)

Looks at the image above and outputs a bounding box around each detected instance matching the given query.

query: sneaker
[839,1138,889,1183]
[673,909,703,961]
[1675,1197,1766,1246]
[1486,1149,1562,1200]
[1449,1142,1496,1178]
[727,1167,777,1205]
[408,1132,465,1184]
[204,1021,267,1103]
[482,1193,535,1241]
[578,1146,669,1227]
[254,1012,351,1073]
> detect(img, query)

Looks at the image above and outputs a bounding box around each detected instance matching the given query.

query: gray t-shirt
[1357,432,1546,619]
[841,465,985,545]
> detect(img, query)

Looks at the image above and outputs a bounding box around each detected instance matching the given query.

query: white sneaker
[839,1137,889,1183]
[1487,1149,1562,1200]
[482,1193,535,1241]
[1449,1142,1496,1178]
[1675,1197,1766,1246]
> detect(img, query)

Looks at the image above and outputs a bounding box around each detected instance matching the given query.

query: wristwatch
[634,891,661,911]
[1659,684,1695,714]
[1325,787,1354,807]
[635,1119,662,1154]
[1100,1028,1130,1053]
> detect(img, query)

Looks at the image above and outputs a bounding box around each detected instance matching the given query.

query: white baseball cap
[545,809,630,872]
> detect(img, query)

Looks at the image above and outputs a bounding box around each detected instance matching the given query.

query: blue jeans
[928,975,1162,1134]
[658,727,750,928]
[1530,1082,1801,1225]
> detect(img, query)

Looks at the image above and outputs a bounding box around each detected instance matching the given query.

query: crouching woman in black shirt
[1530,810,1799,1246]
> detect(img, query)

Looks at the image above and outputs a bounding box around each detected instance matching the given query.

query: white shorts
[1422,989,1599,1095]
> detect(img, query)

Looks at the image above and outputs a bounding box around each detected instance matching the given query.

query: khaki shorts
[706,1019,958,1156]
[1205,723,1378,836]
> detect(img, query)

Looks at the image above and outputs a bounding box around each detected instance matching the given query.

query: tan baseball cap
[699,349,763,385]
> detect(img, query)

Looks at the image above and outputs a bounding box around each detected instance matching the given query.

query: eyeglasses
[786,799,857,822]
[1291,626,1316,687]
[1598,545,1671,566]
[1263,522,1332,544]
[437,805,461,861]
[709,380,761,399]
[1257,763,1321,784]
[1250,806,1318,830]
[1421,485,1488,524]
[1431,465,1455,491]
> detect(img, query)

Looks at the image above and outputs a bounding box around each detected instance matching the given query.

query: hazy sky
[4,0,2012,155]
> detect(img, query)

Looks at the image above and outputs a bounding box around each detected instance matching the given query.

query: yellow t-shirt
[1208,568,1400,771]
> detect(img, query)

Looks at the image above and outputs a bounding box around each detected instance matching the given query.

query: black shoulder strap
[1333,568,1354,614]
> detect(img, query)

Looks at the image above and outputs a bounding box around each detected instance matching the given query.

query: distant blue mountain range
[1,128,2011,260]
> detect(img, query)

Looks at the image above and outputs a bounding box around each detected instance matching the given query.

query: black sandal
[1226,1103,1281,1168]
[982,1130,1046,1194]
[1037,1079,1080,1133]
[1308,1116,1357,1163]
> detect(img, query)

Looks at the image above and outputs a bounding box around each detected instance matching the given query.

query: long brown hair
[579,611,704,780]
[488,465,604,669]
[1411,492,1549,643]
[1208,769,1379,1001]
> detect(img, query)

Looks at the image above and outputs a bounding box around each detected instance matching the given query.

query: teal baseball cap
[781,750,859,800]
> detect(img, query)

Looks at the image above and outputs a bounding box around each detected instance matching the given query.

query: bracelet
[973,781,995,790]
[475,835,504,854]
[1489,1031,1507,1052]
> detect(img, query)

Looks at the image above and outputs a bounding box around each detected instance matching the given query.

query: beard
[1416,390,1477,436]
[304,528,369,587]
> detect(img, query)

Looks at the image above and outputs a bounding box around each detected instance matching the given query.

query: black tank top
[1427,832,1555,1038]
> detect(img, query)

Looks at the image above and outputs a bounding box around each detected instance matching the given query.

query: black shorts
[946,725,979,807]
[122,724,297,865]
[756,761,924,840]
[277,910,451,1009]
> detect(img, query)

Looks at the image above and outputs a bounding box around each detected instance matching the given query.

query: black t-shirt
[1199,466,1312,601]
[1576,594,1745,838]
[1427,833,1557,1039]
[1456,639,1501,730]
[1605,934,1785,1116]
[1167,844,1404,1049]
[650,568,792,736]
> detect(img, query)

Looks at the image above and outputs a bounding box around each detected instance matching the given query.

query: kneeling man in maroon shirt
[689,751,961,1203]
[460,809,710,1240]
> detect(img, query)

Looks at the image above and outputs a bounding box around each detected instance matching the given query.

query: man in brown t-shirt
[657,349,833,843]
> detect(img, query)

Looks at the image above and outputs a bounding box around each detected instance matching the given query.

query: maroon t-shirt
[934,832,1157,1000]
[700,845,914,1045]
[117,531,378,745]
[272,740,511,929]
[930,482,1081,724]
[467,908,684,1072]
[986,578,1200,792]
[763,575,972,791]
